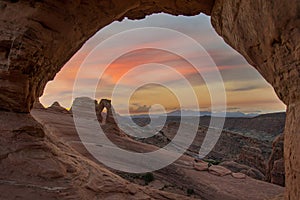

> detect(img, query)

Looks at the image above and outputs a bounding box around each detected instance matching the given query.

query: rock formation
[220,161,265,181]
[238,146,266,175]
[97,99,116,124]
[31,104,285,200]
[0,0,299,199]
[211,1,299,198]
[267,134,285,186]
[47,101,69,114]
[141,119,275,181]
[199,113,286,140]
[32,99,45,110]
[231,172,246,179]
[208,165,232,177]
[1,111,191,200]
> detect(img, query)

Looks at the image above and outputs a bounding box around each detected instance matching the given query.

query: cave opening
[37,13,286,188]
[40,13,285,115]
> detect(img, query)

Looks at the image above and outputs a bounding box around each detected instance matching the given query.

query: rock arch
[97,99,116,124]
[0,0,299,199]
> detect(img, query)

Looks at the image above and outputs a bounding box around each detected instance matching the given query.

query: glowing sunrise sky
[40,13,286,115]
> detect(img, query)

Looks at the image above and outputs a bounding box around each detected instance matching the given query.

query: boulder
[208,165,232,176]
[220,161,250,173]
[232,172,246,179]
[271,158,285,186]
[220,160,265,180]
[241,168,265,181]
[193,161,209,171]
[238,146,266,174]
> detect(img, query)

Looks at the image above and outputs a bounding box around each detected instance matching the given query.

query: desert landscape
[0,0,299,200]
[29,98,285,200]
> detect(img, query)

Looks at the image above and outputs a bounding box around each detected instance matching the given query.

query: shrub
[142,172,154,185]
[203,158,221,165]
[187,188,195,196]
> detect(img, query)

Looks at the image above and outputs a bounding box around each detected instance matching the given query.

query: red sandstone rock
[238,146,266,175]
[211,2,300,196]
[271,159,285,186]
[232,173,246,179]
[193,161,209,171]
[241,168,265,181]
[0,111,190,200]
[208,165,232,177]
[31,106,285,200]
[267,134,285,186]
[220,161,250,172]
[220,161,264,180]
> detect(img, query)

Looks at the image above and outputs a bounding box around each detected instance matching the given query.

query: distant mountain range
[130,110,260,118]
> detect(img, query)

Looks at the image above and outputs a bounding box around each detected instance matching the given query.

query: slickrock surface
[30,105,285,200]
[208,165,232,177]
[0,111,191,200]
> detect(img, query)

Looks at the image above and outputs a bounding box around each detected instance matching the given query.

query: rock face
[238,146,266,175]
[211,0,300,106]
[211,1,300,198]
[267,134,285,186]
[284,105,300,199]
[0,0,299,199]
[271,159,285,186]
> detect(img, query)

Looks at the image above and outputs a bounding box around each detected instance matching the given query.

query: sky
[40,13,286,115]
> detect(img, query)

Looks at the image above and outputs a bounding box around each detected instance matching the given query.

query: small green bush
[203,158,221,165]
[142,172,154,185]
[187,188,195,196]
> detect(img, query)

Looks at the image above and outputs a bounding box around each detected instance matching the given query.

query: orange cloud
[40,14,286,114]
